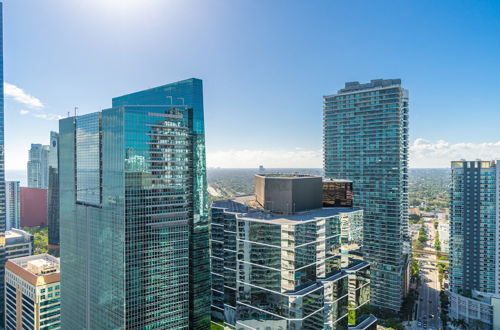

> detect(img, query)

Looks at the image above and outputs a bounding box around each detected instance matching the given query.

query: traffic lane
[418,264,440,328]
[418,266,429,322]
[421,265,440,328]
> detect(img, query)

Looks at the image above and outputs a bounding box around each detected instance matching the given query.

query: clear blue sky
[4,0,500,173]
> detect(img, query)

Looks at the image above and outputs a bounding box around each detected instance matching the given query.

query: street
[415,218,442,330]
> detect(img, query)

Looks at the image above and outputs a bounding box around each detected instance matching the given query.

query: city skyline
[4,0,500,170]
[2,2,499,328]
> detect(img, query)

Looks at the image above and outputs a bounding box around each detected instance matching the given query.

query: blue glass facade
[323,79,409,311]
[450,160,498,295]
[0,2,6,320]
[48,131,60,256]
[60,79,210,328]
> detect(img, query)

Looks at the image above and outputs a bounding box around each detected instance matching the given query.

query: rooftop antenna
[74,107,79,117]
[166,96,173,105]
[67,111,70,118]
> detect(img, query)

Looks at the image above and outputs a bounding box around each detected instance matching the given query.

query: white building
[449,290,500,329]
[27,144,49,188]
[5,229,34,259]
[4,254,60,329]
[5,181,20,230]
[438,221,449,253]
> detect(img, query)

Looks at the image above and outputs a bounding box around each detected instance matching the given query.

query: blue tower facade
[60,79,210,328]
[323,79,410,311]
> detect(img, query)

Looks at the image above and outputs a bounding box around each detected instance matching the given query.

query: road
[414,218,442,330]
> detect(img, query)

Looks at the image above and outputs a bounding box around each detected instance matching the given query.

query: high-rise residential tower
[5,181,20,230]
[449,160,499,295]
[0,2,6,320]
[47,132,59,256]
[27,144,49,189]
[448,160,500,328]
[59,78,209,328]
[323,79,409,311]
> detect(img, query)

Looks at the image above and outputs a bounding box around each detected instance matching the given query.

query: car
[418,322,422,327]
[420,297,423,301]
[429,300,432,303]
[429,314,434,318]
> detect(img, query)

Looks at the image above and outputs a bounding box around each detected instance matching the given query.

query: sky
[4,0,500,176]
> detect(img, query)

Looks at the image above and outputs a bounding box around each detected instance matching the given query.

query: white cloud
[207,139,500,169]
[19,109,30,115]
[33,113,64,121]
[4,82,44,109]
[207,149,322,168]
[410,138,500,168]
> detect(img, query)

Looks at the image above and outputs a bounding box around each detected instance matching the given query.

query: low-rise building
[409,207,421,216]
[449,290,500,329]
[5,228,34,259]
[4,254,60,329]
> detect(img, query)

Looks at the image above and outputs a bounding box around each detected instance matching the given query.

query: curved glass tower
[60,79,210,328]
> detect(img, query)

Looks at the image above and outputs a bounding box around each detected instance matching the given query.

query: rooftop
[8,254,60,276]
[324,79,402,98]
[339,79,401,93]
[5,228,33,244]
[6,229,26,239]
[255,173,322,179]
[212,195,361,225]
[5,254,60,286]
[323,178,352,183]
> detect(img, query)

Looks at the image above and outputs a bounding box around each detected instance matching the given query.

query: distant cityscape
[2,2,500,330]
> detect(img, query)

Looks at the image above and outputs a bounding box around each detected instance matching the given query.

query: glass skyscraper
[5,181,20,230]
[0,2,6,320]
[211,174,377,329]
[47,131,59,256]
[27,143,49,188]
[323,79,409,311]
[60,78,210,328]
[450,160,498,295]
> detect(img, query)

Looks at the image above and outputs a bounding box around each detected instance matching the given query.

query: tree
[409,214,422,224]
[418,225,428,244]
[451,318,467,329]
[413,239,424,250]
[384,318,404,330]
[435,230,441,251]
[23,226,48,254]
[348,302,356,325]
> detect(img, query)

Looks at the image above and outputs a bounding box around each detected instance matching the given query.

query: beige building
[4,254,60,329]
